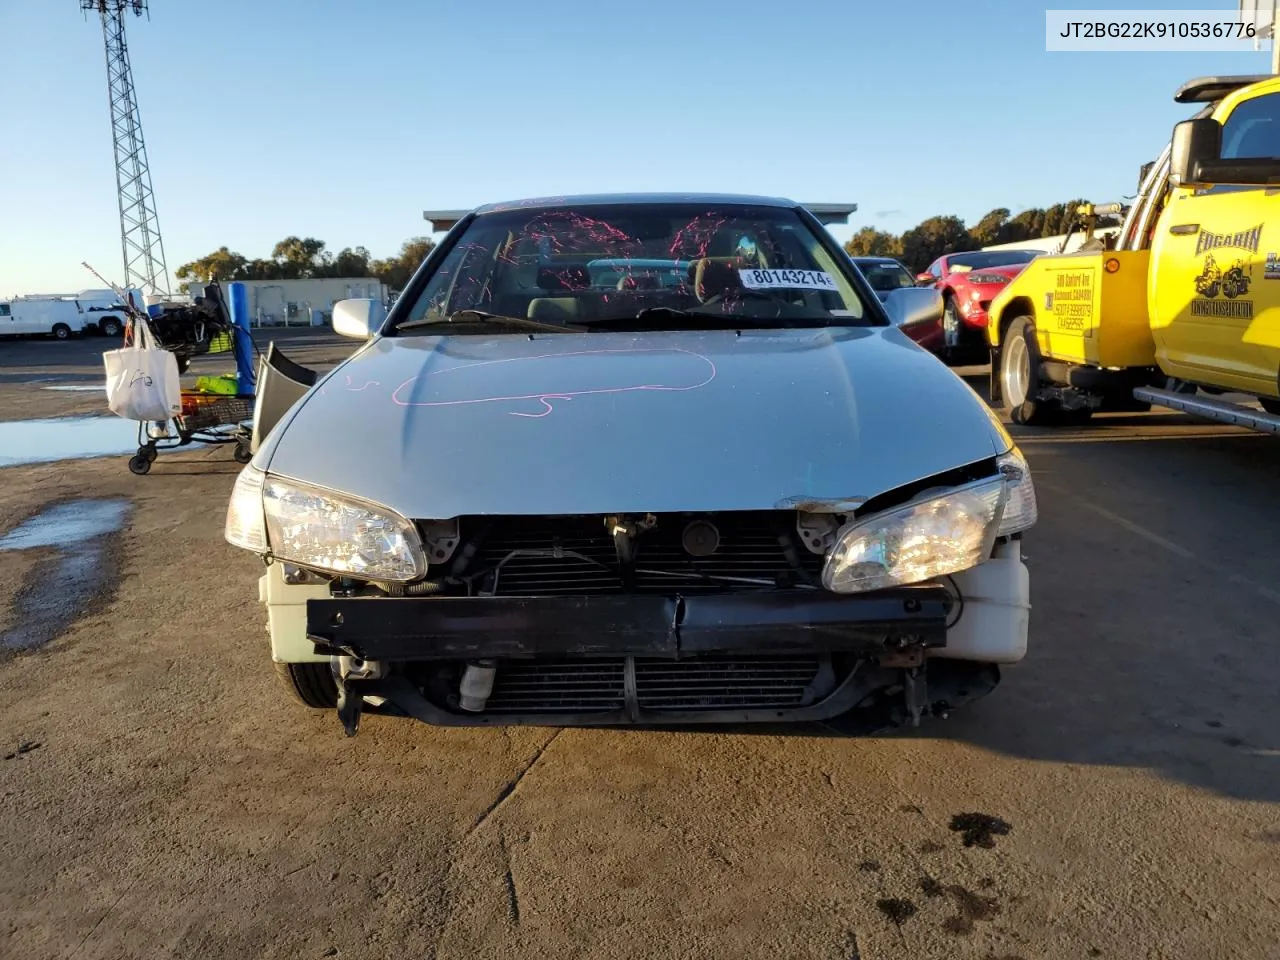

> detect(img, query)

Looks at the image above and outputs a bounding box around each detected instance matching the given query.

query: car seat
[617,274,661,291]
[536,265,590,291]
[691,257,748,303]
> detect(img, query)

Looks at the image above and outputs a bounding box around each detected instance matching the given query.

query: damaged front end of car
[227,449,1034,737]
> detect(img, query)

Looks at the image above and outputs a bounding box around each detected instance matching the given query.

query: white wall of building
[183,278,389,326]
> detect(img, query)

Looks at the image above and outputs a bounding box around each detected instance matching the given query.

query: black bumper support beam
[306,586,952,662]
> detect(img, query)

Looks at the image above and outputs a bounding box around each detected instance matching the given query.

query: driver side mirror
[1170,117,1280,187]
[1169,118,1222,187]
[332,298,385,340]
[915,272,935,286]
[884,287,943,331]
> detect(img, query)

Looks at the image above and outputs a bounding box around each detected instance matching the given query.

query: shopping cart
[128,390,255,475]
[124,283,260,475]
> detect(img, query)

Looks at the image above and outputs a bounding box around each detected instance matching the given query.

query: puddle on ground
[0,499,130,551]
[0,498,130,652]
[0,416,139,467]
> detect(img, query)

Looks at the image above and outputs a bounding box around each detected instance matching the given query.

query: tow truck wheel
[1002,317,1051,425]
[274,661,339,709]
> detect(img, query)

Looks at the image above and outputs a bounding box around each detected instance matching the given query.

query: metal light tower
[1239,0,1280,74]
[82,1,170,297]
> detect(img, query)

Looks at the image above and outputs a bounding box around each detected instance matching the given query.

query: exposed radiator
[482,656,829,715]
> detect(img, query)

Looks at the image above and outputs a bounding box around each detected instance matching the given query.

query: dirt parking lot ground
[1,329,1277,960]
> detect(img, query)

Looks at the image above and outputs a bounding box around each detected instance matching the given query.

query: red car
[850,255,945,355]
[916,249,1040,363]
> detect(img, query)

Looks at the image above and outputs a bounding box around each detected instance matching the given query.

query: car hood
[955,264,1026,283]
[261,328,1010,518]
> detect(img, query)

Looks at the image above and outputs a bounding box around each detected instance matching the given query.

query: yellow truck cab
[987,74,1280,431]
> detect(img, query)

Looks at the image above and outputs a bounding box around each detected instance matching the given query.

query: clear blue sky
[0,0,1273,297]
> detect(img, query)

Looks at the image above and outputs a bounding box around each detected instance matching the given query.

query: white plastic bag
[103,321,182,423]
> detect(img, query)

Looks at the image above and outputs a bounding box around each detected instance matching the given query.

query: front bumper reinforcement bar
[307,586,952,661]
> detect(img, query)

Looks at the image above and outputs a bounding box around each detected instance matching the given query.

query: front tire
[99,317,122,338]
[1001,316,1052,425]
[274,661,338,709]
[941,296,961,363]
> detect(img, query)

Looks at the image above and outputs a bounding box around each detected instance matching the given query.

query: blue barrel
[226,282,257,396]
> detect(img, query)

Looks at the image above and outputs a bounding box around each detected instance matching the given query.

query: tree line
[175,236,437,291]
[843,200,1120,273]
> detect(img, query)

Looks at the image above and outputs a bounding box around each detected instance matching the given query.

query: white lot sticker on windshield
[740,268,839,291]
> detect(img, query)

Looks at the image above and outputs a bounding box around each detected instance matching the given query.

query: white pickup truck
[0,290,134,339]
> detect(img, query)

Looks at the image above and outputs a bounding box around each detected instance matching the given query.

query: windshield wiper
[395,309,585,334]
[633,306,701,321]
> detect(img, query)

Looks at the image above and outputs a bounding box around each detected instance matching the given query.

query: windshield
[392,203,874,333]
[854,260,915,293]
[947,249,1038,271]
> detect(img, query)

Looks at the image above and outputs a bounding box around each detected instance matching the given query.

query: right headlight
[224,465,427,582]
[821,449,1036,594]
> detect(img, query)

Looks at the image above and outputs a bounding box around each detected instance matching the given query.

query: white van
[0,297,90,339]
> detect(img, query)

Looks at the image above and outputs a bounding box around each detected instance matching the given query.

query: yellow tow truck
[986,74,1280,431]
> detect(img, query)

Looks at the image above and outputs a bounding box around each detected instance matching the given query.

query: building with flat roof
[181,277,388,326]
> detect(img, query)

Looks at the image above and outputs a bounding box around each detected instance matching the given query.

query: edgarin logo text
[1195,224,1263,257]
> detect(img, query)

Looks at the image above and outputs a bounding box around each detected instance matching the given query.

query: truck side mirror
[1169,118,1222,186]
[1170,117,1280,187]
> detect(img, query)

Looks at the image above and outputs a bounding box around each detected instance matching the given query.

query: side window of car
[928,261,943,280]
[1221,92,1280,160]
[0,305,9,317]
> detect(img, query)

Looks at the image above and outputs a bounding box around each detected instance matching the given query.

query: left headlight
[822,449,1036,594]
[224,465,427,582]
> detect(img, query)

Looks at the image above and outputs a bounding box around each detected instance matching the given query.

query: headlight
[967,272,1010,285]
[225,465,268,553]
[822,450,1037,594]
[224,465,427,582]
[995,447,1037,536]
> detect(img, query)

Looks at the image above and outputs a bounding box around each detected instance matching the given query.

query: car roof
[423,195,858,230]
[476,192,805,213]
